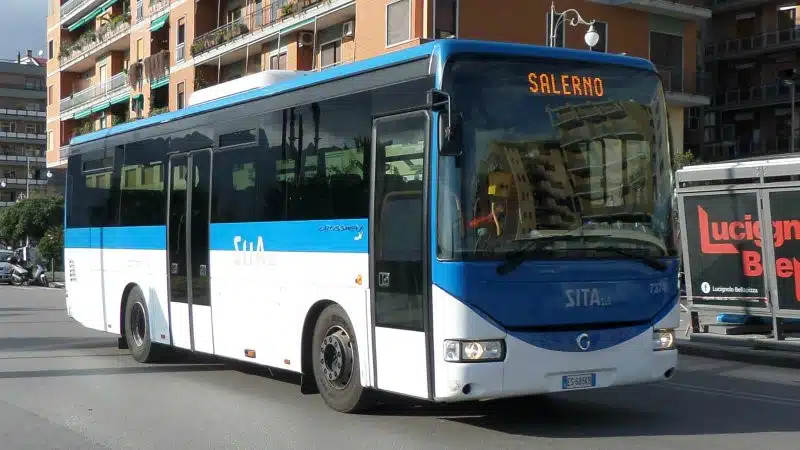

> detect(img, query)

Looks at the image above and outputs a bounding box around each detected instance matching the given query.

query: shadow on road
[0,364,227,380]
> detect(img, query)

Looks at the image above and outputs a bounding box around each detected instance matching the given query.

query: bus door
[370,111,432,400]
[166,149,214,354]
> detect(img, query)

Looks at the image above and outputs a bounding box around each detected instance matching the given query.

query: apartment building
[0,55,53,210]
[690,1,800,162]
[45,0,711,169]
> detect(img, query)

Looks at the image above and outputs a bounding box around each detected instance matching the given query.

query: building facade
[0,55,53,210]
[45,0,711,169]
[689,1,799,162]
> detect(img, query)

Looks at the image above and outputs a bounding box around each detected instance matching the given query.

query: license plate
[562,373,596,390]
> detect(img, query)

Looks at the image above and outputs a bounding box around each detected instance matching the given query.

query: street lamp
[548,1,599,49]
[782,68,797,153]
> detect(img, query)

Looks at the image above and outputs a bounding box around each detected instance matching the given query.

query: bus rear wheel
[124,287,162,363]
[311,304,371,413]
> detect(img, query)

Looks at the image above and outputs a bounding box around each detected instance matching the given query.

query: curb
[676,340,800,369]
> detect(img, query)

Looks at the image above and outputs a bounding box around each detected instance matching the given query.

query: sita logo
[564,288,612,308]
[233,235,265,265]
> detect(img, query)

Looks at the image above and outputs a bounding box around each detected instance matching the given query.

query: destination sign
[527,72,605,97]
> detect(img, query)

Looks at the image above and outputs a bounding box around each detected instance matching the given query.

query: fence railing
[705,27,800,59]
[60,72,129,113]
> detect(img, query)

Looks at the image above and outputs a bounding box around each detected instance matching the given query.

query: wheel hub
[319,326,353,389]
[131,302,146,347]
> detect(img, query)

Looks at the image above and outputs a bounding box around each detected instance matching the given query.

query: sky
[0,0,48,61]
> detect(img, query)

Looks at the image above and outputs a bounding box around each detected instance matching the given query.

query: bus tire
[123,287,161,363]
[311,303,370,413]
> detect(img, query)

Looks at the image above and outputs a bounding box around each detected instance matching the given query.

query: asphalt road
[1,286,799,450]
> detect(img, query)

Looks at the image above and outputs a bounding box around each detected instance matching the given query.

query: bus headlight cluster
[653,329,675,351]
[444,340,505,362]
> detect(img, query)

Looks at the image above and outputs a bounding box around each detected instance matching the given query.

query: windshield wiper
[585,246,667,272]
[496,233,607,276]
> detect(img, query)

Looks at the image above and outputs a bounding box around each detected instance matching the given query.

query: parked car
[0,249,14,284]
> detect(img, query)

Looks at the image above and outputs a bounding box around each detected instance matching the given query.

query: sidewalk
[677,308,800,369]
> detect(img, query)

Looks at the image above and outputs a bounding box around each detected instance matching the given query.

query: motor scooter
[6,256,48,287]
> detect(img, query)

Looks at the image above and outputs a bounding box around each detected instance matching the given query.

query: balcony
[190,0,353,66]
[149,0,172,18]
[0,177,50,187]
[656,65,711,107]
[710,82,793,110]
[705,28,800,61]
[59,13,131,72]
[60,0,110,24]
[60,72,130,118]
[589,0,710,20]
[705,0,772,13]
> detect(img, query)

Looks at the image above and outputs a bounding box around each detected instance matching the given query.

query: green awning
[90,101,111,113]
[150,76,169,89]
[73,109,92,119]
[109,93,130,105]
[67,0,119,32]
[132,93,144,101]
[280,18,315,35]
[150,13,169,32]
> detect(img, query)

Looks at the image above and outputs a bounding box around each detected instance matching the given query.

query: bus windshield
[437,57,675,262]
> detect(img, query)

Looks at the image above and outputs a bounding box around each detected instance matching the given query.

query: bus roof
[70,39,656,147]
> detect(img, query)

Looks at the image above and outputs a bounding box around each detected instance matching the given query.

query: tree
[0,195,64,245]
[673,150,699,171]
[38,225,64,269]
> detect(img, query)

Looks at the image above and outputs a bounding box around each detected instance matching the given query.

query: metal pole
[548,2,554,47]
[791,82,796,153]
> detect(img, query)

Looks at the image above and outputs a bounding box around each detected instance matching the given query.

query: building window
[589,21,608,52]
[177,82,185,109]
[270,52,287,69]
[435,0,457,39]
[386,0,411,47]
[25,124,36,134]
[48,40,54,59]
[48,131,53,152]
[177,18,186,62]
[546,12,565,47]
[320,40,341,68]
[48,86,53,105]
[649,31,683,92]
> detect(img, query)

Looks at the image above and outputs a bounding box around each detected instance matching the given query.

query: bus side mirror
[427,89,462,157]
[440,113,463,157]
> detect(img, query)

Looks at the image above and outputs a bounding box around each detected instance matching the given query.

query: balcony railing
[0,132,46,141]
[191,0,324,58]
[60,72,129,113]
[59,13,131,66]
[0,155,46,163]
[58,145,72,161]
[150,0,172,17]
[0,109,46,118]
[656,65,712,96]
[60,0,100,18]
[705,27,800,59]
[0,178,50,187]
[711,82,793,109]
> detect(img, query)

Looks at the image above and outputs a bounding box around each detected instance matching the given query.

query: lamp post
[782,68,797,153]
[548,1,600,49]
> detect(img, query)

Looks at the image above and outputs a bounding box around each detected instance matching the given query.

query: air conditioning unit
[298,32,314,47]
[342,20,354,37]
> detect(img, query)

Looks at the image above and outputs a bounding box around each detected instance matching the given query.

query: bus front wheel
[311,304,371,413]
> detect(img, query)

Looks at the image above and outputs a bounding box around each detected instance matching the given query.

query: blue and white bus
[64,39,680,413]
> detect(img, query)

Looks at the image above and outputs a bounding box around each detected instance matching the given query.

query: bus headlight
[444,340,505,362]
[653,329,675,351]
